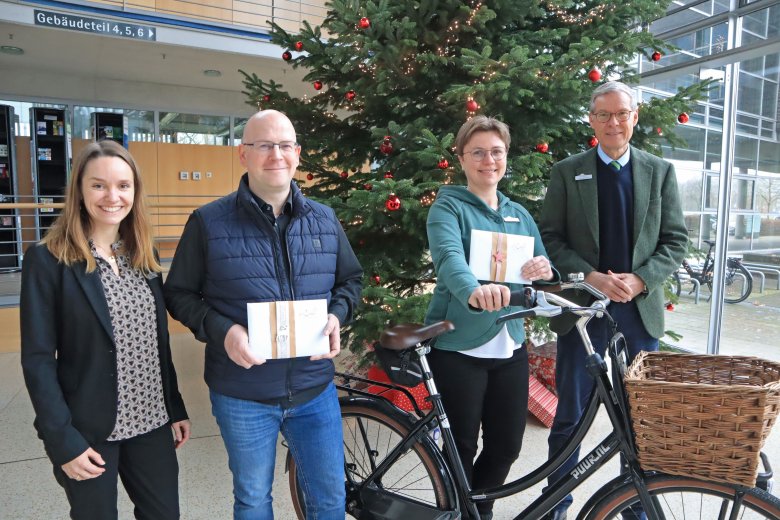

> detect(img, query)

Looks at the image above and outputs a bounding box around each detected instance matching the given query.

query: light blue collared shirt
[597,145,630,168]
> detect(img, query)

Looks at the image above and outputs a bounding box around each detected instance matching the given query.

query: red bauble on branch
[379,136,394,155]
[438,158,449,169]
[306,173,314,181]
[294,41,304,52]
[262,95,271,102]
[656,127,663,136]
[651,51,662,62]
[588,136,599,148]
[358,17,371,29]
[385,194,402,211]
[677,112,689,124]
[313,81,323,90]
[384,171,394,178]
[282,51,292,61]
[340,171,349,179]
[536,142,549,153]
[345,90,356,101]
[588,68,601,82]
[371,274,381,285]
[363,183,373,191]
[466,99,479,113]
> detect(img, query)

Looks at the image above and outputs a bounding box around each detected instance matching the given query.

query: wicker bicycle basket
[624,351,780,487]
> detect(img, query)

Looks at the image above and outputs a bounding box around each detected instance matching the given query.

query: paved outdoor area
[1,274,779,518]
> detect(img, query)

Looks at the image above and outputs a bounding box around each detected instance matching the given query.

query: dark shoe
[541,508,567,520]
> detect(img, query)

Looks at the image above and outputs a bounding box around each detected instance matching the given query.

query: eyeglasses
[591,110,633,123]
[242,141,300,154]
[462,148,507,162]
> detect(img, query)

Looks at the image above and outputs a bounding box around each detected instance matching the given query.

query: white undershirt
[459,324,523,359]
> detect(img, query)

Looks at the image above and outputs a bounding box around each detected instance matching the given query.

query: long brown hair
[42,140,161,274]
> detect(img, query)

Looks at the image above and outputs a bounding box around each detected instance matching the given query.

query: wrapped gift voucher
[468,230,534,284]
[247,300,330,359]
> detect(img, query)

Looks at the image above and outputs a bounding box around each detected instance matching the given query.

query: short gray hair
[590,81,638,112]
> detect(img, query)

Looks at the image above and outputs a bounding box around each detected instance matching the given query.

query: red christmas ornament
[262,95,271,102]
[677,112,689,124]
[651,51,662,62]
[588,136,599,148]
[371,274,381,285]
[282,51,292,61]
[666,303,675,311]
[345,90,356,101]
[536,142,549,153]
[306,173,314,181]
[379,137,394,155]
[588,68,602,82]
[438,158,449,169]
[466,99,479,112]
[656,127,663,136]
[385,194,402,211]
[384,171,394,178]
[363,183,373,191]
[358,17,371,29]
[358,239,365,246]
[294,41,304,52]
[340,171,349,179]
[313,81,323,90]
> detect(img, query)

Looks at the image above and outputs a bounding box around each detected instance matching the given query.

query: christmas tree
[241,0,708,361]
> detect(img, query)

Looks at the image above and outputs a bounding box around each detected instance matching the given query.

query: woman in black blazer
[20,140,190,520]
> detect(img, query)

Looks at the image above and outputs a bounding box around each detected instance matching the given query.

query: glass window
[0,100,65,137]
[677,169,704,212]
[731,178,755,210]
[734,135,758,172]
[756,177,780,213]
[72,106,155,142]
[737,72,763,116]
[233,117,248,146]
[158,112,231,145]
[758,140,780,174]
[705,129,722,171]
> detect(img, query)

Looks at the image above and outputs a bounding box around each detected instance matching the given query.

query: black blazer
[20,244,188,466]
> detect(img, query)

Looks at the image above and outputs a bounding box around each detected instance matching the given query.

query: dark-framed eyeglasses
[462,148,507,162]
[242,141,300,154]
[591,110,633,123]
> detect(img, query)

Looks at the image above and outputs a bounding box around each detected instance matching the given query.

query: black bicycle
[288,278,779,519]
[672,240,753,304]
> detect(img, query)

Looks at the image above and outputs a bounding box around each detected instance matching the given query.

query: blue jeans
[547,301,657,518]
[210,382,345,520]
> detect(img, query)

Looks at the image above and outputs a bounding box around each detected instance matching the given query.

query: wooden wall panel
[156,0,232,23]
[14,137,37,251]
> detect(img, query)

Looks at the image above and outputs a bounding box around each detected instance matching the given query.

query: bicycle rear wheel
[584,474,780,519]
[288,396,454,519]
[723,260,753,304]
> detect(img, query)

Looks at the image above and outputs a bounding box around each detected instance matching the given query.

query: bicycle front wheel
[288,396,454,519]
[585,474,780,519]
[723,260,753,304]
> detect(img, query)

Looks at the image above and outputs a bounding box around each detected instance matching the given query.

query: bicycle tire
[584,474,780,519]
[288,396,454,519]
[723,259,753,304]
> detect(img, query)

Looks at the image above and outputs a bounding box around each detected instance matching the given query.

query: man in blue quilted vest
[164,110,363,519]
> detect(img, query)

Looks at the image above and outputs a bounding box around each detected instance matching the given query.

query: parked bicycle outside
[672,240,753,304]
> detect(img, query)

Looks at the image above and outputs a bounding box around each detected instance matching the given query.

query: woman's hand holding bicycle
[468,256,554,311]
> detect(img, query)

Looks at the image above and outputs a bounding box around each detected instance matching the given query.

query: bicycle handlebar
[496,276,611,325]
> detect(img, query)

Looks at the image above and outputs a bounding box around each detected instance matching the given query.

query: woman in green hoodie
[425,115,558,520]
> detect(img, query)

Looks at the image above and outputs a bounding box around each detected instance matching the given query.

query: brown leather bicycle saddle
[379,321,455,350]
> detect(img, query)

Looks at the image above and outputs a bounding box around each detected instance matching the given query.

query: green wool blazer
[538,146,688,339]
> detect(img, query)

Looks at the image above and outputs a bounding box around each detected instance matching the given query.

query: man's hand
[521,256,554,282]
[61,447,106,481]
[224,324,266,368]
[585,271,634,303]
[609,271,646,300]
[311,313,341,361]
[468,283,510,312]
[172,420,192,449]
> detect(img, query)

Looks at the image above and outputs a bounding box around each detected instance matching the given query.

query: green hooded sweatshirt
[425,186,559,351]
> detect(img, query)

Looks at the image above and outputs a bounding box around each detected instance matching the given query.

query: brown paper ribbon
[490,232,508,282]
[270,302,297,359]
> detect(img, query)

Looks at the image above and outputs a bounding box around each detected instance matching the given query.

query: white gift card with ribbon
[247,300,330,359]
[469,230,534,284]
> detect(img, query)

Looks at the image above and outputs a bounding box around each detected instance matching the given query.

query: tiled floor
[2,285,780,519]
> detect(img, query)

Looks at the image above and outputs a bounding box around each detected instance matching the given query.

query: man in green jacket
[538,81,688,520]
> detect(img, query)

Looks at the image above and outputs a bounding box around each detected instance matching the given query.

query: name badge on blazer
[575,173,593,181]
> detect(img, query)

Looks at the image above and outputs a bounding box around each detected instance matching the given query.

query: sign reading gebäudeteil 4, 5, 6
[34,10,156,41]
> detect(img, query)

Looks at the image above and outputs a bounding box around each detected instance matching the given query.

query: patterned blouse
[90,240,169,441]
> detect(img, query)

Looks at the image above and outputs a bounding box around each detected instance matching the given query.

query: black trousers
[428,346,529,515]
[53,424,180,520]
